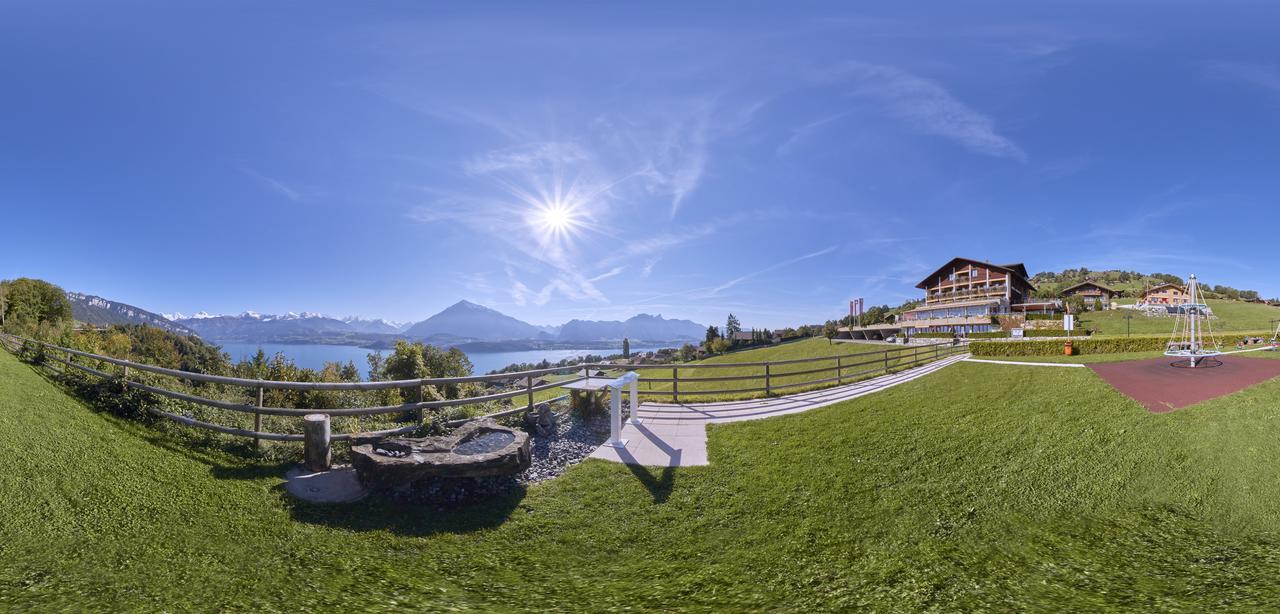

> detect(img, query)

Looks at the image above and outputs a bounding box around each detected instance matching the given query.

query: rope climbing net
[1164,274,1222,368]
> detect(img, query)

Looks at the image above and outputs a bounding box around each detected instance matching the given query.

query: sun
[529,199,583,242]
[538,203,573,232]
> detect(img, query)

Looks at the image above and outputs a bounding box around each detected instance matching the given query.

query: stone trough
[350,420,531,491]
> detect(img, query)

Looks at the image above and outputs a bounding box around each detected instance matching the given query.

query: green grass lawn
[635,338,944,401]
[8,346,1280,609]
[1082,299,1280,336]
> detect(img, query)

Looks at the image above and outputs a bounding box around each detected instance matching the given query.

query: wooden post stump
[303,413,331,472]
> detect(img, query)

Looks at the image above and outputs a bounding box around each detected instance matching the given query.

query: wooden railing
[0,333,966,456]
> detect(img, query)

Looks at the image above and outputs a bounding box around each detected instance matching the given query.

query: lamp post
[1124,313,1134,337]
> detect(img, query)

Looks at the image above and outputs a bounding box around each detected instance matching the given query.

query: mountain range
[68,292,196,336]
[69,293,704,346]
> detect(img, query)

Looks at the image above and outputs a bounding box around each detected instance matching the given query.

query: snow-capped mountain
[340,316,409,334]
[67,292,196,335]
[172,311,355,342]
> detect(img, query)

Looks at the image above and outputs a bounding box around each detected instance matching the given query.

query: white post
[604,385,627,448]
[629,379,641,425]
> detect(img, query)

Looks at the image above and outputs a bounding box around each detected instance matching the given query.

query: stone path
[589,352,969,467]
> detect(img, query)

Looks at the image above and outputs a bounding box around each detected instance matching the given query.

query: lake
[217,343,662,377]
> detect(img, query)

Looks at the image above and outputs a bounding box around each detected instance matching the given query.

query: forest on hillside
[1029,268,1270,302]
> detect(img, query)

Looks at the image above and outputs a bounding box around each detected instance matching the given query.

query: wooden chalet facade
[899,258,1043,334]
[1061,280,1119,307]
[1141,283,1191,305]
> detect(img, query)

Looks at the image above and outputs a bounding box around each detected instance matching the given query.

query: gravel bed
[389,410,611,508]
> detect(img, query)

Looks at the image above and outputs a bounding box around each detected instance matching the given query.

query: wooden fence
[0,333,965,456]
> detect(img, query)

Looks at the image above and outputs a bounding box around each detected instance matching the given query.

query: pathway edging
[590,353,969,467]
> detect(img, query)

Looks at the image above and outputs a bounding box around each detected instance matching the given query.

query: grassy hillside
[1082,299,1280,336]
[9,346,1280,609]
[12,342,1280,606]
[636,338,936,400]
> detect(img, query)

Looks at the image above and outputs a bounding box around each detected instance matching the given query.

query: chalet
[838,257,1059,338]
[900,258,1042,334]
[1061,280,1119,308]
[1141,283,1190,305]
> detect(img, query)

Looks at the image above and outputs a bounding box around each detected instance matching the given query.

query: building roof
[1061,280,1118,294]
[915,257,1034,290]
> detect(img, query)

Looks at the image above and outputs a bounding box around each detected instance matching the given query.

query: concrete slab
[588,353,967,468]
[284,464,368,504]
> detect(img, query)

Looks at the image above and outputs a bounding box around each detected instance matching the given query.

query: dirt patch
[1089,355,1280,413]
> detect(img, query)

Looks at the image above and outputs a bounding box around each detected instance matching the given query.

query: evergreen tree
[705,325,721,344]
[725,314,742,338]
[622,337,630,359]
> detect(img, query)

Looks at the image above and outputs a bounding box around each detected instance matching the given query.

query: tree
[822,320,838,344]
[1063,295,1087,317]
[622,337,630,359]
[679,343,697,362]
[2,278,73,332]
[705,325,721,344]
[710,337,732,354]
[725,314,741,339]
[1093,297,1104,311]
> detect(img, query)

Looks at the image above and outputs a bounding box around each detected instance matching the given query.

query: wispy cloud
[819,61,1027,161]
[707,245,839,296]
[239,166,303,202]
[1202,61,1280,99]
[635,245,840,305]
[640,258,660,278]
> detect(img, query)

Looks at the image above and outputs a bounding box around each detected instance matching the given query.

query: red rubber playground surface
[1089,355,1280,413]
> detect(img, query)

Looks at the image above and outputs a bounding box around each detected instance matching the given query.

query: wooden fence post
[883,350,890,374]
[303,413,331,472]
[764,363,772,396]
[672,367,680,403]
[254,386,264,449]
[526,375,535,411]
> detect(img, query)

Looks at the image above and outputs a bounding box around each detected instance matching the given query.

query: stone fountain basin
[350,420,531,491]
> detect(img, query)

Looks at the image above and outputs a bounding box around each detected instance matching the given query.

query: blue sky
[3,2,1280,328]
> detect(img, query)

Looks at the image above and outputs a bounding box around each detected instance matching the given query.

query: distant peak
[448,299,491,311]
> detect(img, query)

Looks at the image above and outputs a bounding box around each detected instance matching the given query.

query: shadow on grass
[623,462,676,503]
[288,485,528,536]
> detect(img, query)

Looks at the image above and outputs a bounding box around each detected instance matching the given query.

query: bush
[1025,313,1063,321]
[912,332,955,339]
[1024,329,1092,338]
[970,333,1260,357]
[965,331,1010,339]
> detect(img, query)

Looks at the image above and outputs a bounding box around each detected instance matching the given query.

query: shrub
[965,331,1010,339]
[1025,313,1063,321]
[970,333,1260,357]
[1024,329,1092,338]
[912,332,955,339]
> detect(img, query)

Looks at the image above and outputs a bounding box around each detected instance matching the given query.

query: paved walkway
[590,352,969,467]
[961,358,1087,368]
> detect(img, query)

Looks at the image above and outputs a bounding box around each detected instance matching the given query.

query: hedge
[1024,329,1091,338]
[970,333,1264,357]
[965,331,1010,339]
[1025,313,1064,321]
[912,332,955,339]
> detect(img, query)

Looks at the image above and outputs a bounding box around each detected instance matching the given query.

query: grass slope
[637,338,932,400]
[7,349,1280,609]
[1083,299,1280,336]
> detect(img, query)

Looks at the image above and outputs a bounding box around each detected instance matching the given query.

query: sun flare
[529,199,583,242]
